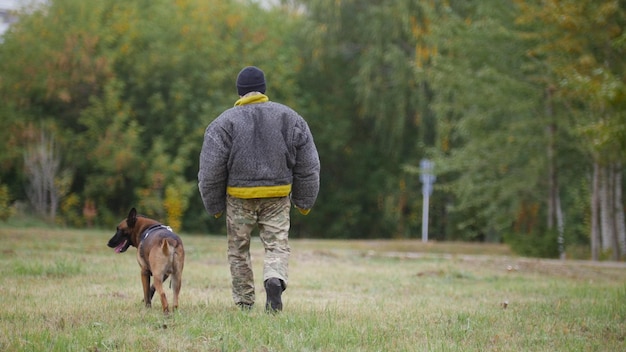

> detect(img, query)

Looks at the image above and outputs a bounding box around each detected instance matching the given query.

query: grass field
[1,225,625,351]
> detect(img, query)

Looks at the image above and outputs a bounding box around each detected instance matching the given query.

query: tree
[23,128,71,220]
[516,0,626,260]
[425,0,555,244]
[0,0,311,230]
[1,0,623,258]
[290,0,438,238]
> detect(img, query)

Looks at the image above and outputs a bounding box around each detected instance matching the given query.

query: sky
[0,0,278,37]
[0,0,20,8]
[0,0,46,36]
[0,1,18,37]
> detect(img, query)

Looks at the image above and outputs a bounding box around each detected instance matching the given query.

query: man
[198,66,320,312]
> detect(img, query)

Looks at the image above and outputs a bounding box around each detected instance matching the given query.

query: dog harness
[141,224,173,241]
[138,224,176,266]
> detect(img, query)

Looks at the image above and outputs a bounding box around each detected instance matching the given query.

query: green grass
[0,226,624,351]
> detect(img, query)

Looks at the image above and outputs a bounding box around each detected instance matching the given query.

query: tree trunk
[546,121,556,231]
[591,161,601,261]
[595,162,625,261]
[609,163,621,260]
[23,130,60,221]
[556,191,565,260]
[600,164,613,252]
[545,87,564,258]
[615,163,626,259]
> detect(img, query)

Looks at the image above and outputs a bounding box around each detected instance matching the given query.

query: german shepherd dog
[107,208,184,314]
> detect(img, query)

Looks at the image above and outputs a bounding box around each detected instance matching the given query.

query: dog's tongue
[114,240,127,253]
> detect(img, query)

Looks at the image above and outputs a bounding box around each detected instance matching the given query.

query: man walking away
[198,66,320,312]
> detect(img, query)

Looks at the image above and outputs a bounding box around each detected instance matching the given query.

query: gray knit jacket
[198,98,320,216]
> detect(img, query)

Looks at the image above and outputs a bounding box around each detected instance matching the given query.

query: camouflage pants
[226,195,291,306]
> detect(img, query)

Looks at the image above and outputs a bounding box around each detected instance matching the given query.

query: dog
[107,207,185,314]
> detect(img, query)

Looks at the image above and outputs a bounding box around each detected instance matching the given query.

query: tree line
[0,0,624,260]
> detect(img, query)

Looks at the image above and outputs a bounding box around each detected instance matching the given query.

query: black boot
[264,278,284,312]
[236,302,253,311]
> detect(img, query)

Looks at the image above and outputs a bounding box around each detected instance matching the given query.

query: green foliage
[425,0,550,239]
[291,0,436,239]
[0,0,305,231]
[0,184,13,221]
[0,0,624,258]
[517,0,626,160]
[59,192,84,227]
[504,230,560,258]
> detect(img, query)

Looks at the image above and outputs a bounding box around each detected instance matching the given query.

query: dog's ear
[127,208,137,228]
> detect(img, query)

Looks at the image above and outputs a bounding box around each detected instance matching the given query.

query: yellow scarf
[234,94,269,106]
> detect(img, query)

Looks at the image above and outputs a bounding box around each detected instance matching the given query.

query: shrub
[0,184,14,221]
[504,229,560,258]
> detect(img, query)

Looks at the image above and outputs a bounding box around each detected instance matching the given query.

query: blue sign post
[419,159,435,242]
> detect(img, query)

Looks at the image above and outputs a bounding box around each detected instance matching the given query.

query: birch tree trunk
[600,164,613,252]
[594,161,625,260]
[23,131,60,221]
[545,87,565,258]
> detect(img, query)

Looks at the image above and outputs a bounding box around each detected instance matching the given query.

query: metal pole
[419,158,434,243]
[422,192,429,242]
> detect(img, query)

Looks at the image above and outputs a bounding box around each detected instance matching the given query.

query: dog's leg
[141,270,152,308]
[149,273,168,301]
[149,275,165,296]
[153,274,169,314]
[172,248,184,311]
[152,239,173,313]
[171,271,181,310]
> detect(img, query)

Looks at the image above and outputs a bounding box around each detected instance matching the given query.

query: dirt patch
[375,250,626,282]
[511,258,626,281]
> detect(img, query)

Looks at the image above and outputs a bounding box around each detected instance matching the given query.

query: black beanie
[236,66,266,96]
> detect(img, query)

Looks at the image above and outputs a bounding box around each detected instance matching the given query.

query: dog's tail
[161,238,172,257]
